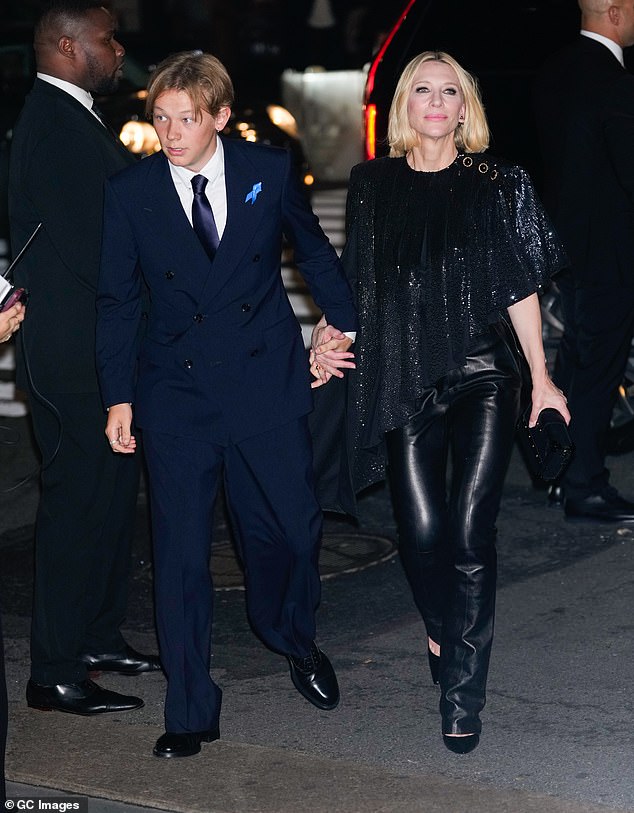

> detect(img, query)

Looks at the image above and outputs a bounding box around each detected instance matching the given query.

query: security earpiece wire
[0,314,63,494]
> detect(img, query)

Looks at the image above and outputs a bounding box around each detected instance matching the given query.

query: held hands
[310,319,355,389]
[0,302,25,343]
[528,373,570,428]
[105,403,136,454]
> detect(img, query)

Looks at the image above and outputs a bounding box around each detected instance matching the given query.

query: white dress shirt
[167,137,227,239]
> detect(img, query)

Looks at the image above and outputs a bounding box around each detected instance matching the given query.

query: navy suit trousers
[143,416,322,733]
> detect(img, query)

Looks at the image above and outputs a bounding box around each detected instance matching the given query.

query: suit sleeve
[280,150,358,332]
[96,179,142,407]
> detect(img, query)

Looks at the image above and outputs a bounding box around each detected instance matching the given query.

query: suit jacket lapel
[196,137,267,304]
[145,154,213,296]
[33,79,134,164]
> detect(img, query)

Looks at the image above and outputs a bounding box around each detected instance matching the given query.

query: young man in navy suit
[96,51,357,758]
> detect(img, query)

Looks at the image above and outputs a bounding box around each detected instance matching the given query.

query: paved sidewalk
[1,415,634,812]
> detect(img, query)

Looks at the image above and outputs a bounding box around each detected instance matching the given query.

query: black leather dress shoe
[287,642,339,710]
[153,727,220,758]
[443,733,480,754]
[565,487,634,523]
[81,645,162,675]
[26,678,143,715]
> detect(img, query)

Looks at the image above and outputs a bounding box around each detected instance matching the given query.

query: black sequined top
[341,152,568,493]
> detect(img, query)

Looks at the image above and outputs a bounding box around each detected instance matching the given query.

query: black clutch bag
[517,406,574,482]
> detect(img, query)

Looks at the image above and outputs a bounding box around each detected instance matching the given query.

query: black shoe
[287,642,339,710]
[153,727,220,758]
[547,484,565,507]
[443,733,480,754]
[564,487,634,523]
[81,645,162,675]
[26,678,143,715]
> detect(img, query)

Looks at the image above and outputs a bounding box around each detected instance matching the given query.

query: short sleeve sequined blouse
[341,153,568,490]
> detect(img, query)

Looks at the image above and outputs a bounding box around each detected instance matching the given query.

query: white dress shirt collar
[580,30,624,66]
[168,136,225,189]
[167,136,227,237]
[36,72,100,114]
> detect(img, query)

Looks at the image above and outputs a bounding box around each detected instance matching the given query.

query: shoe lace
[293,643,321,674]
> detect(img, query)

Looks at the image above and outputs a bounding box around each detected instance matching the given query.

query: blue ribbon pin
[245,182,262,205]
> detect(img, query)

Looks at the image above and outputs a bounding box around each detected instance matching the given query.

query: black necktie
[191,175,220,262]
[91,102,122,143]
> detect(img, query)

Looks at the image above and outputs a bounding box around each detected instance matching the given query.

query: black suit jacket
[533,36,634,287]
[8,78,135,393]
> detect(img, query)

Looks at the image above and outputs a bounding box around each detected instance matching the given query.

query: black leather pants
[385,323,522,734]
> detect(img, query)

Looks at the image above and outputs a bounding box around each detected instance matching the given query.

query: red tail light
[364,104,377,160]
[363,0,418,160]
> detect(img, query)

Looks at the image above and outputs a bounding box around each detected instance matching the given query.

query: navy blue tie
[191,174,220,262]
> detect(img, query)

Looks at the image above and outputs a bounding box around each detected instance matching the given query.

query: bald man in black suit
[533,0,634,523]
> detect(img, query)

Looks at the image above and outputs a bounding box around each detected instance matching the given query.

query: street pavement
[2,406,634,812]
[1,188,633,812]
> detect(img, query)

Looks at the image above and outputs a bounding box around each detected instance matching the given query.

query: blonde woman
[313,52,569,752]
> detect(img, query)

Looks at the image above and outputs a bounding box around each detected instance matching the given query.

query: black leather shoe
[81,645,162,675]
[287,642,339,710]
[153,727,220,758]
[547,484,565,507]
[564,487,634,523]
[443,733,480,754]
[26,678,143,715]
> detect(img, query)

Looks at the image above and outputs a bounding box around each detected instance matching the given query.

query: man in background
[8,0,160,716]
[533,0,634,523]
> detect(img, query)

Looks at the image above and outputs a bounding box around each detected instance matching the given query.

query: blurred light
[364,104,376,160]
[243,129,257,141]
[135,89,148,100]
[266,105,298,139]
[236,121,249,132]
[303,173,315,186]
[119,120,161,154]
[363,0,416,159]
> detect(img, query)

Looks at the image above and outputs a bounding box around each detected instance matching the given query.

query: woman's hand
[0,302,25,342]
[529,374,570,427]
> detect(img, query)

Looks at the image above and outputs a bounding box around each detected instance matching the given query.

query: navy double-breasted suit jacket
[96,137,357,443]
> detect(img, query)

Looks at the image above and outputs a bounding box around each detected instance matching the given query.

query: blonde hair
[146,51,234,120]
[387,51,490,157]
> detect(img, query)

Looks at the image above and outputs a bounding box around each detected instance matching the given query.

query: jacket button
[241,303,251,312]
[165,270,175,279]
[193,313,203,323]
[252,254,261,262]
[250,349,259,357]
[184,359,193,369]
